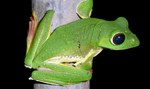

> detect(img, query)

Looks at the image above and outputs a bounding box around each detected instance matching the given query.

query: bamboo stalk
[32,0,90,89]
[34,81,90,89]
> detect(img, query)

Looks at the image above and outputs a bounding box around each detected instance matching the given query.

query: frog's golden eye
[112,33,125,45]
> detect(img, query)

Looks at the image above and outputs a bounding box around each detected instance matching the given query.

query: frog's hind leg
[31,63,92,85]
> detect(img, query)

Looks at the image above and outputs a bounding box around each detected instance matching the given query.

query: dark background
[3,0,148,89]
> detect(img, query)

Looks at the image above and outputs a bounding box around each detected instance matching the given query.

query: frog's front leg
[31,63,92,85]
[76,0,93,18]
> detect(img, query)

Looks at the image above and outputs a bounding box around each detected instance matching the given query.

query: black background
[3,0,148,89]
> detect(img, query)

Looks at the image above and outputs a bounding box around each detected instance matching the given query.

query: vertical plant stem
[32,0,90,89]
[34,81,90,89]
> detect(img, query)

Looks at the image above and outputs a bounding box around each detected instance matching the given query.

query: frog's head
[98,17,140,50]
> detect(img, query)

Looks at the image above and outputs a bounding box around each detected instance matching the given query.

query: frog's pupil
[113,33,125,45]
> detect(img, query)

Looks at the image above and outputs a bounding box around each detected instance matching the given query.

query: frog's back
[33,18,105,64]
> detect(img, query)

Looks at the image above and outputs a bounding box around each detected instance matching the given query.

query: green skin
[25,0,140,86]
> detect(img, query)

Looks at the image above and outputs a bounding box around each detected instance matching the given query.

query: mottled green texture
[25,10,139,85]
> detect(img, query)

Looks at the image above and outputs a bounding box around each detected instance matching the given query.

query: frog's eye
[112,33,125,45]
